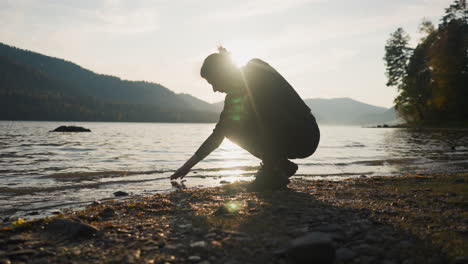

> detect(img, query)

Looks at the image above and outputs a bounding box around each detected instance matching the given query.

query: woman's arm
[170,154,200,180]
[170,131,224,180]
[170,95,229,180]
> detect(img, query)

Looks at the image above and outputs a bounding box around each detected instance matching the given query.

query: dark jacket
[195,59,314,160]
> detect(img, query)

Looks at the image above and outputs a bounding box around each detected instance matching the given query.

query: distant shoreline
[369,122,468,129]
[0,119,217,124]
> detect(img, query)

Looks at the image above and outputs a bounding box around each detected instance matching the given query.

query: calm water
[1,121,467,219]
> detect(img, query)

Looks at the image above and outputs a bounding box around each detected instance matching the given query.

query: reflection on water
[217,139,248,175]
[0,121,467,219]
[383,128,468,173]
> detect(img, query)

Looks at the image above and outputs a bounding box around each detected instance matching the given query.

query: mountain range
[0,42,396,125]
[304,98,398,126]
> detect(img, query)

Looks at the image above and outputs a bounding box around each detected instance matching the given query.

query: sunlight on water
[217,139,252,178]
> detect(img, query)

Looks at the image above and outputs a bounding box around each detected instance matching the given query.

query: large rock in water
[51,126,91,132]
[276,232,336,264]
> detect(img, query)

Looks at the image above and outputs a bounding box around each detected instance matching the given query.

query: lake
[1,121,467,219]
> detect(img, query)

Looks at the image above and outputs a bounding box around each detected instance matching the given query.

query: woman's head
[201,47,242,93]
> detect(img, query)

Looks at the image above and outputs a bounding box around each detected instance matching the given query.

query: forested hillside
[0,43,218,122]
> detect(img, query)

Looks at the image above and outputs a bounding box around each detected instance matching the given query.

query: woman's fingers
[178,169,188,179]
[170,168,188,180]
[170,171,181,180]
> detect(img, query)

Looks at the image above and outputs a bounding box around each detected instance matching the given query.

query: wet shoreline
[1,173,466,263]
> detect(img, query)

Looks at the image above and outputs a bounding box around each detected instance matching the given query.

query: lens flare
[226,201,241,212]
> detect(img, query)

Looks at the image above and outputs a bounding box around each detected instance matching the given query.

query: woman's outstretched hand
[170,165,190,180]
[170,154,200,180]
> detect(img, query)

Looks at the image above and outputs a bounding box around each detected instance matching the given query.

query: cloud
[206,0,325,21]
[225,0,449,64]
[0,0,162,36]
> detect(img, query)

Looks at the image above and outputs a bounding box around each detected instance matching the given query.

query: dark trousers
[225,114,320,166]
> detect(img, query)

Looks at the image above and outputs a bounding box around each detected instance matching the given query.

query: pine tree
[384,28,412,88]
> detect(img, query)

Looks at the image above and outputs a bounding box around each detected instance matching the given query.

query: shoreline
[1,173,467,263]
[368,122,468,129]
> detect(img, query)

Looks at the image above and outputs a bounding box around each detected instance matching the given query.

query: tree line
[0,43,219,122]
[0,56,218,122]
[384,0,468,125]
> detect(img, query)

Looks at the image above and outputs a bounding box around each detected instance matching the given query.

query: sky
[0,0,451,108]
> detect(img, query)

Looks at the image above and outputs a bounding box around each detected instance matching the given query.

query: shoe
[247,163,290,192]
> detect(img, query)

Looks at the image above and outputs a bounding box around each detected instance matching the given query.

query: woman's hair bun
[217,45,230,55]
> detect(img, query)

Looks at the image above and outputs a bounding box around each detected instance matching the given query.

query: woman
[170,47,320,191]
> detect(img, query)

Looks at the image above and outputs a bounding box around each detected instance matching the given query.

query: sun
[230,52,251,68]
[223,43,256,68]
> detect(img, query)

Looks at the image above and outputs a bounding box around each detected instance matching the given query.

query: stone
[46,218,98,239]
[6,249,37,257]
[381,260,398,264]
[178,224,193,229]
[277,232,335,264]
[247,200,256,208]
[99,207,116,218]
[123,249,141,263]
[335,247,356,262]
[26,211,39,216]
[360,255,378,264]
[211,241,222,247]
[364,231,384,243]
[351,243,383,256]
[328,231,346,242]
[397,240,413,249]
[188,256,201,262]
[225,231,249,237]
[213,205,230,216]
[36,248,56,257]
[113,191,129,197]
[311,224,343,232]
[230,237,252,242]
[7,235,29,244]
[164,243,183,250]
[453,256,468,264]
[190,241,207,248]
[453,178,465,184]
[51,126,91,132]
[402,259,415,264]
[345,226,362,238]
[289,226,309,236]
[204,232,216,238]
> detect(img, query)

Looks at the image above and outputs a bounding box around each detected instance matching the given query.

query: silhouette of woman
[170,47,320,191]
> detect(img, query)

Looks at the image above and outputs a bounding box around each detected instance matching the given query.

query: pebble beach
[1,173,467,264]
